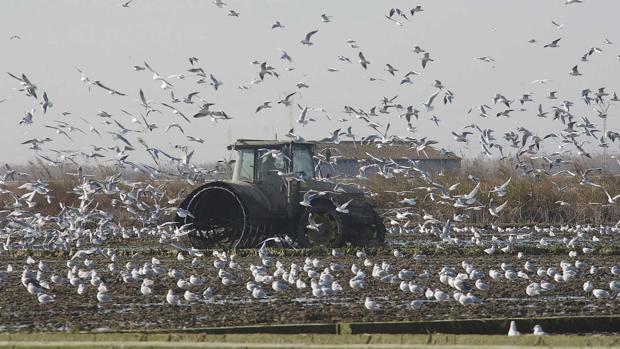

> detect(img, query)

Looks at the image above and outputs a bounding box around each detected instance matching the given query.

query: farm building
[314,141,461,178]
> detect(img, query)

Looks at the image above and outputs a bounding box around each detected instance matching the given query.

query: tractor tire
[344,206,386,247]
[369,210,386,246]
[180,185,247,249]
[296,201,346,248]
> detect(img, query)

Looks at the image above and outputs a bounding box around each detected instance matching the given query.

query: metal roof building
[314,141,461,178]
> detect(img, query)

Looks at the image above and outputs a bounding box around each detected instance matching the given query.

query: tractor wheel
[345,207,386,247]
[182,186,247,249]
[369,210,386,246]
[296,201,346,248]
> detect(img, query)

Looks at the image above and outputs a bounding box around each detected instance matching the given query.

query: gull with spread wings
[301,30,318,46]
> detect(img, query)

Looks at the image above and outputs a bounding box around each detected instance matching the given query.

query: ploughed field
[0,223,619,333]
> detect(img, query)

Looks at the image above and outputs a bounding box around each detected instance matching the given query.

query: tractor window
[256,149,285,181]
[293,146,314,180]
[235,149,255,182]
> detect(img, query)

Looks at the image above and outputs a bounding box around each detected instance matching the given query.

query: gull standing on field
[593,289,609,298]
[184,290,200,302]
[508,321,520,336]
[364,297,379,311]
[533,325,548,336]
[583,280,594,293]
[166,289,181,305]
[37,293,55,304]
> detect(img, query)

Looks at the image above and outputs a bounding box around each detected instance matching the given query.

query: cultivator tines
[237,222,271,248]
[190,215,243,247]
[186,208,284,249]
[237,223,257,248]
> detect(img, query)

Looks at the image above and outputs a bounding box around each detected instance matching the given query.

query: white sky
[0,0,618,165]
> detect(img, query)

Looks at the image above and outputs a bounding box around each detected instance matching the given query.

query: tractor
[175,139,385,248]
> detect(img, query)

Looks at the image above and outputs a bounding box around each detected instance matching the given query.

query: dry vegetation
[3,156,620,227]
[2,161,200,226]
[362,157,620,225]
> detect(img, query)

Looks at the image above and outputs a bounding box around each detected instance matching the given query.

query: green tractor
[175,139,385,248]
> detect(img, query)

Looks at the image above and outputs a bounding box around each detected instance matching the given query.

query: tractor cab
[230,140,316,216]
[232,139,315,184]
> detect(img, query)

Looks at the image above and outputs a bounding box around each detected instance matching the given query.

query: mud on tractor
[175,139,385,249]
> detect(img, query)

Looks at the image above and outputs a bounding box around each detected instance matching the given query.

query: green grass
[1,316,619,348]
[0,333,619,349]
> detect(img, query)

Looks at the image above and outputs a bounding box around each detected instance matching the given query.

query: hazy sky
[0,0,619,165]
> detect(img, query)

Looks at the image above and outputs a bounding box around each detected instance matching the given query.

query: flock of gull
[0,0,619,334]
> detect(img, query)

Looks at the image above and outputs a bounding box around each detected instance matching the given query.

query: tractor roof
[231,139,313,150]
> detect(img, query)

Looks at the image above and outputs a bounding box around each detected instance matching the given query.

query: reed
[361,161,620,225]
[2,157,619,226]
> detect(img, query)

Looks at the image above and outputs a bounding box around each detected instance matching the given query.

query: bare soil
[1,246,618,332]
